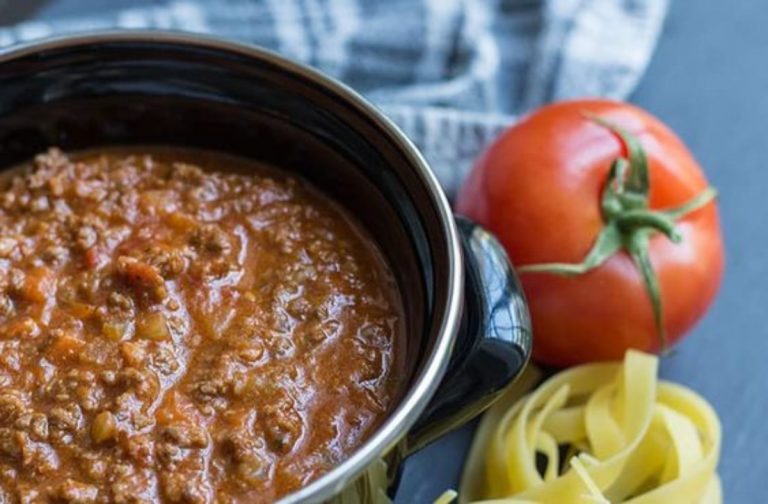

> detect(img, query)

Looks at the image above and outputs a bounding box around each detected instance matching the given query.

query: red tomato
[456,99,724,367]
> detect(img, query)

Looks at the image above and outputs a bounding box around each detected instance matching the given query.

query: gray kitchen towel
[0,0,668,195]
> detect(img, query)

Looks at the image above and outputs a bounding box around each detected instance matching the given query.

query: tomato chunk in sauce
[0,148,404,503]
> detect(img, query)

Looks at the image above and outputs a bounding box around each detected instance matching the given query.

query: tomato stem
[626,230,667,350]
[520,224,622,276]
[518,117,717,353]
[662,187,717,220]
[616,210,681,243]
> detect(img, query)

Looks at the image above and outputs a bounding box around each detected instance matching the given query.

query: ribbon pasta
[454,351,721,504]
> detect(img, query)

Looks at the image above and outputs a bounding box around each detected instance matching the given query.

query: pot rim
[0,30,465,503]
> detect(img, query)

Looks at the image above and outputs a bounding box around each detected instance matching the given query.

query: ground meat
[159,473,209,504]
[0,394,26,424]
[0,428,21,459]
[50,479,99,504]
[107,292,134,313]
[115,256,166,301]
[189,224,231,255]
[110,467,157,504]
[0,148,403,503]
[146,247,187,279]
[160,425,208,450]
[76,226,98,251]
[49,405,83,433]
[0,295,13,320]
[15,413,48,442]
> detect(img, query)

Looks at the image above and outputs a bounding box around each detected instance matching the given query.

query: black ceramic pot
[0,32,532,503]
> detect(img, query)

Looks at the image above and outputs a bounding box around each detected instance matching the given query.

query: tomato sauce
[0,148,404,503]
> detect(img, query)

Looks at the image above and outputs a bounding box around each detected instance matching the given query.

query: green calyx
[518,116,717,351]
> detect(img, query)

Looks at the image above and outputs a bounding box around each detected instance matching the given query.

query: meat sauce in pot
[0,148,405,503]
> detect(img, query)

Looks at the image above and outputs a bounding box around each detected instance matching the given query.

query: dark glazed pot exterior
[405,217,531,455]
[0,32,531,503]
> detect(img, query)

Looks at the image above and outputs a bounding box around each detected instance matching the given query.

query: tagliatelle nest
[444,351,721,504]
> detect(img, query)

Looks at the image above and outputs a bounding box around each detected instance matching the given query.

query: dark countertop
[1,1,762,502]
[403,1,765,502]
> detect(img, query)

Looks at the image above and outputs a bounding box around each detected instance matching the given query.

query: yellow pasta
[454,351,721,504]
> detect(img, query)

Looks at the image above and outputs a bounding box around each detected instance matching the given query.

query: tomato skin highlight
[456,99,724,367]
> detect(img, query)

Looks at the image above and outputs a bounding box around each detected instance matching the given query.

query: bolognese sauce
[0,148,404,503]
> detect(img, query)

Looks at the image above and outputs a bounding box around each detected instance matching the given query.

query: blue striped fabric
[0,0,668,195]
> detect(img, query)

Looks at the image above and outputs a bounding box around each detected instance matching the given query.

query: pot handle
[405,216,532,454]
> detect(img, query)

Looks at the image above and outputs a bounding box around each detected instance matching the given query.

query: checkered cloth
[0,0,668,195]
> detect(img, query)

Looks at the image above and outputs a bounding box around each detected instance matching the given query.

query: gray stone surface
[403,2,766,502]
